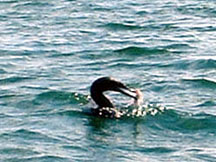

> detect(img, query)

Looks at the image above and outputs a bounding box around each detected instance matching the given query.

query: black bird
[90,77,138,118]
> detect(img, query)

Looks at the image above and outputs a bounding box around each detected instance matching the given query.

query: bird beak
[117,87,137,99]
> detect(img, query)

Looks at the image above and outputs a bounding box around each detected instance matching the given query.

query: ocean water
[0,0,216,161]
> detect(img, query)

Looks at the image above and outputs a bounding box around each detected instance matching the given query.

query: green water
[0,0,216,161]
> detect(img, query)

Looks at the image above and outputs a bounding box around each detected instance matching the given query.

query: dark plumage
[90,77,137,117]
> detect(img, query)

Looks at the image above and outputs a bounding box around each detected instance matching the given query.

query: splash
[120,89,166,118]
[84,89,166,118]
[123,103,166,118]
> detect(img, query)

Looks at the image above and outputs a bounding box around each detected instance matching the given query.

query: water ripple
[101,22,143,31]
[182,78,216,89]
[0,76,33,85]
[1,0,216,161]
[114,46,168,56]
[35,91,89,105]
[153,109,216,131]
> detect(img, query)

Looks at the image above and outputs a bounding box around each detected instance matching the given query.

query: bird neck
[91,91,114,108]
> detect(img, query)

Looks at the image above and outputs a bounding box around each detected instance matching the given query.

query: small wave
[12,1,53,8]
[154,109,216,131]
[0,113,12,118]
[0,0,18,4]
[182,78,216,89]
[177,4,216,19]
[4,155,68,162]
[35,91,89,105]
[188,58,216,70]
[190,25,216,32]
[108,62,141,69]
[0,94,17,99]
[85,105,216,132]
[55,109,84,117]
[136,146,176,154]
[0,147,39,157]
[101,22,143,31]
[163,58,216,70]
[0,76,33,85]
[136,10,148,15]
[114,46,168,56]
[2,128,61,143]
[161,43,192,53]
[177,112,216,131]
[0,68,6,74]
[0,147,40,162]
[195,100,216,107]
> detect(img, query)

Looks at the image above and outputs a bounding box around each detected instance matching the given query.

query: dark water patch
[136,10,148,15]
[0,147,39,158]
[21,85,49,91]
[108,62,141,69]
[62,145,88,152]
[2,128,61,143]
[92,6,112,12]
[177,3,216,18]
[17,49,59,57]
[15,98,41,110]
[78,50,114,60]
[0,76,33,85]
[154,109,216,132]
[35,91,89,105]
[186,148,202,152]
[159,22,180,31]
[4,155,68,162]
[150,83,183,93]
[192,59,216,70]
[49,52,75,58]
[0,113,12,118]
[13,1,54,8]
[194,153,216,162]
[177,113,216,131]
[0,0,18,4]
[0,15,8,21]
[190,25,216,32]
[54,109,84,118]
[182,78,216,89]
[0,68,6,74]
[160,43,193,53]
[195,100,216,107]
[114,46,168,56]
[0,94,17,99]
[0,49,20,56]
[162,59,216,70]
[1,11,35,20]
[101,22,143,31]
[186,147,216,161]
[103,22,179,32]
[163,60,186,70]
[136,146,176,154]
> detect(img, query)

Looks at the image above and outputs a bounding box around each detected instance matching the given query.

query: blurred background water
[0,0,216,161]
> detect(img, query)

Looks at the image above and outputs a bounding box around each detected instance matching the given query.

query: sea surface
[0,0,216,161]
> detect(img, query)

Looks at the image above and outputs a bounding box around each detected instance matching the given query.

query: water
[0,0,216,161]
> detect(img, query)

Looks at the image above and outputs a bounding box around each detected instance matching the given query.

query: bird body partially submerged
[90,77,142,118]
